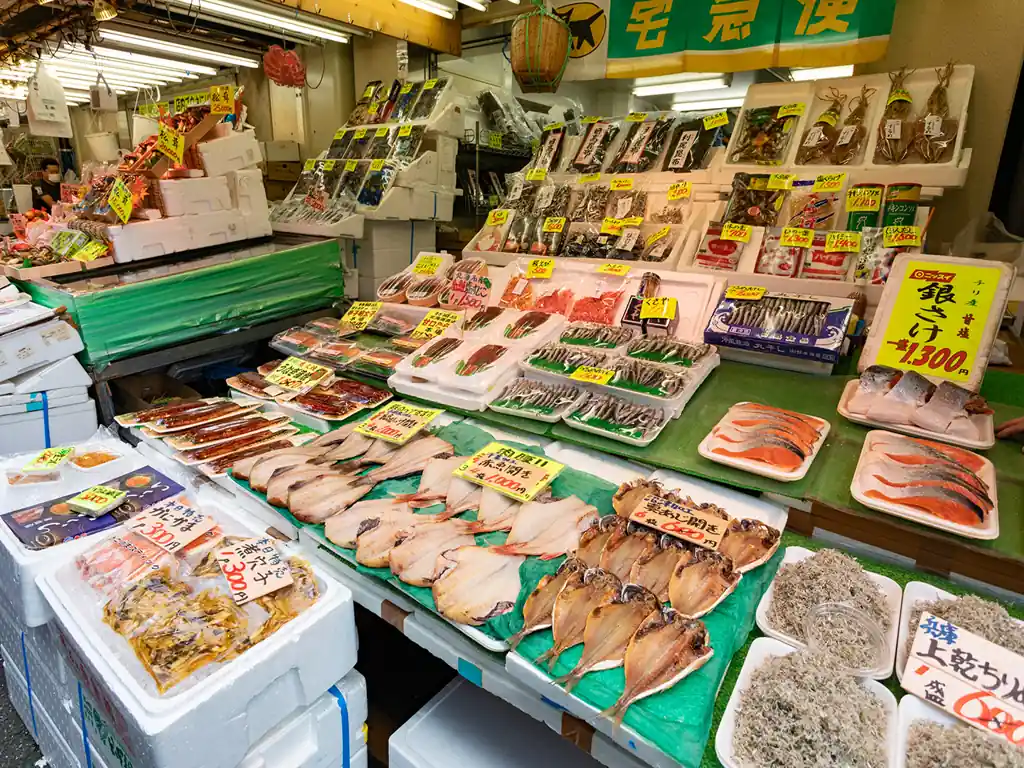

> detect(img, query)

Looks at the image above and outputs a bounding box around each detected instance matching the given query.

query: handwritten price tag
[625,112,647,123]
[107,178,133,224]
[355,401,444,444]
[369,159,386,172]
[485,209,511,227]
[526,258,554,279]
[780,227,814,248]
[525,168,547,182]
[354,128,368,139]
[333,128,348,141]
[597,262,631,276]
[210,85,233,115]
[640,296,677,320]
[570,366,615,385]
[578,173,601,184]
[813,172,847,193]
[725,285,766,301]
[303,159,317,172]
[768,173,795,190]
[846,186,883,212]
[412,254,442,275]
[488,132,502,149]
[22,447,74,473]
[455,442,564,503]
[601,217,624,236]
[581,115,601,124]
[411,309,460,340]
[668,181,691,200]
[646,226,671,248]
[126,496,218,553]
[825,231,862,253]
[344,159,359,172]
[398,125,413,138]
[542,122,565,132]
[703,111,729,130]
[610,177,634,191]
[883,225,922,248]
[720,222,752,243]
[156,123,184,164]
[777,103,806,118]
[73,241,109,262]
[216,537,293,606]
[264,357,333,394]
[630,493,726,550]
[542,217,567,234]
[67,485,127,517]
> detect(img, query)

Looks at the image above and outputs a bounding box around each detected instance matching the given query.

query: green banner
[558,0,897,80]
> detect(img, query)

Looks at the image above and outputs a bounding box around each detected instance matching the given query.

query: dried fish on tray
[489,377,585,422]
[176,426,299,466]
[285,391,366,422]
[608,358,689,399]
[626,337,713,367]
[348,347,406,379]
[559,322,637,350]
[565,392,668,446]
[524,342,612,376]
[140,400,262,434]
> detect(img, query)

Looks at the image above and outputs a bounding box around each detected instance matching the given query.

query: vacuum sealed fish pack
[356,160,399,208]
[567,274,629,326]
[391,81,424,123]
[390,124,426,164]
[569,118,621,174]
[343,128,374,159]
[326,128,355,159]
[607,114,673,174]
[723,173,786,228]
[912,62,959,164]
[640,225,682,263]
[409,77,450,121]
[796,89,847,165]
[561,227,612,260]
[729,104,801,166]
[662,115,719,173]
[433,340,521,395]
[469,208,516,252]
[781,180,842,230]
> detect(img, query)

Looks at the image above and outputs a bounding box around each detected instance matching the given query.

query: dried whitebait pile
[905,594,1024,656]
[734,651,887,768]
[766,549,890,669]
[906,720,1024,768]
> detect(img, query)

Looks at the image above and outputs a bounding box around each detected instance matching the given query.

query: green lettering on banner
[84,697,134,768]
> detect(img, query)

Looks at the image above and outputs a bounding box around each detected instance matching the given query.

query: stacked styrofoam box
[354,221,437,299]
[32,489,360,768]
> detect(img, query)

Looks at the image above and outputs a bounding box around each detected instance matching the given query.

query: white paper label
[668,130,698,169]
[616,228,641,252]
[803,126,825,147]
[126,496,218,554]
[615,196,633,219]
[535,185,554,211]
[884,119,902,140]
[216,536,293,606]
[837,125,857,146]
[507,178,524,202]
[924,114,944,137]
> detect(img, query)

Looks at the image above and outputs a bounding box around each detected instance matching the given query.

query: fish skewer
[507,558,585,651]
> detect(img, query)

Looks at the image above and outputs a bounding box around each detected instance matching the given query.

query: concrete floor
[0,660,42,768]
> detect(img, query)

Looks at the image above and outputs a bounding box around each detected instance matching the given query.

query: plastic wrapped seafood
[566,393,667,444]
[365,126,396,159]
[609,358,688,398]
[607,115,672,174]
[570,119,621,174]
[561,229,610,261]
[391,81,424,122]
[795,89,846,165]
[490,378,584,421]
[568,276,627,325]
[831,85,875,165]
[875,67,915,164]
[560,323,637,349]
[348,347,405,379]
[523,183,572,256]
[525,342,611,375]
[723,173,785,227]
[605,185,648,222]
[626,337,712,367]
[569,183,611,223]
[452,343,509,379]
[781,182,839,230]
[346,80,383,126]
[640,226,680,262]
[409,77,449,120]
[729,105,800,165]
[462,306,503,334]
[471,208,516,252]
[407,337,464,372]
[501,310,559,343]
[477,89,535,146]
[406,276,447,307]
[357,160,399,208]
[913,62,959,164]
[662,116,718,173]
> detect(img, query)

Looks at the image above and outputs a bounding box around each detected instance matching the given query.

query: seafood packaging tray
[542,442,653,486]
[488,376,589,424]
[850,431,999,541]
[389,365,522,412]
[714,637,899,768]
[697,403,830,482]
[894,695,959,768]
[562,393,671,447]
[35,490,358,768]
[754,546,901,680]
[837,379,995,450]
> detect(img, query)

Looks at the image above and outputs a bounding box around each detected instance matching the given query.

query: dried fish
[491,378,582,418]
[668,548,740,618]
[609,358,688,398]
[629,535,694,602]
[352,436,454,487]
[507,558,585,650]
[536,567,622,671]
[875,67,916,164]
[387,521,476,586]
[288,474,372,523]
[598,521,658,582]
[625,337,712,367]
[577,516,624,569]
[723,295,831,337]
[718,518,781,572]
[567,393,666,442]
[432,546,525,626]
[525,342,611,375]
[494,496,599,559]
[559,323,637,349]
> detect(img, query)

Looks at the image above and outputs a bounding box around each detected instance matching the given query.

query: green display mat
[21,238,344,368]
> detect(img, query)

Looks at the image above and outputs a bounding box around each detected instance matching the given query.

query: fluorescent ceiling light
[458,0,487,10]
[397,0,456,19]
[670,97,745,111]
[13,62,176,85]
[791,65,854,81]
[633,77,728,97]
[635,72,725,86]
[160,0,349,44]
[90,46,219,76]
[99,29,260,68]
[62,52,200,80]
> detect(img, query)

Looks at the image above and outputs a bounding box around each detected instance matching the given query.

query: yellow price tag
[375,126,389,138]
[340,301,382,331]
[640,297,677,320]
[846,186,883,212]
[645,226,671,248]
[610,177,633,191]
[779,227,814,248]
[768,173,795,191]
[625,112,647,123]
[344,159,359,172]
[323,159,336,171]
[778,103,806,118]
[570,366,615,385]
[600,218,624,236]
[354,128,368,139]
[412,255,442,275]
[883,225,922,248]
[578,173,601,184]
[543,122,565,132]
[581,116,601,124]
[355,401,444,445]
[825,231,862,253]
[265,356,333,393]
[486,209,511,227]
[542,217,567,234]
[72,241,109,262]
[886,88,912,106]
[597,263,631,276]
[107,178,133,224]
[303,159,316,172]
[156,123,184,164]
[209,85,233,115]
[422,78,438,90]
[333,128,348,141]
[720,223,752,243]
[68,485,127,515]
[362,84,375,99]
[668,181,691,201]
[370,159,386,172]
[398,125,414,138]
[410,309,460,340]
[525,168,548,182]
[526,258,554,279]
[621,216,643,227]
[703,111,729,130]
[399,83,413,95]
[488,133,502,149]
[725,285,767,301]
[454,443,564,503]
[813,172,847,193]
[22,447,75,472]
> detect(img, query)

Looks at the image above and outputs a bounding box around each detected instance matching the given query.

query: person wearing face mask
[32,158,62,212]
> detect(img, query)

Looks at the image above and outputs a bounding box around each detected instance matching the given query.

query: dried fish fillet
[508,558,585,651]
[536,568,621,671]
[432,546,525,626]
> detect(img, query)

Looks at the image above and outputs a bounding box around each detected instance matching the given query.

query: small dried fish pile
[559,323,636,349]
[733,651,888,768]
[906,720,1024,768]
[525,342,611,376]
[904,594,1024,657]
[766,549,891,670]
[626,337,712,367]
[567,393,666,442]
[723,295,831,337]
[491,378,582,418]
[609,358,688,399]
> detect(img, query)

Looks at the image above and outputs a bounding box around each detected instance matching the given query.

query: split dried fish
[508,558,585,651]
[313,432,376,465]
[432,546,525,626]
[248,451,327,493]
[331,436,399,472]
[352,436,454,487]
[626,337,712,367]
[718,518,781,572]
[629,535,695,603]
[288,474,372,523]
[598,521,658,582]
[387,520,476,586]
[458,487,522,534]
[393,455,466,509]
[493,496,599,559]
[266,464,338,507]
[536,567,622,671]
[668,548,740,618]
[577,516,625,569]
[324,500,414,549]
[232,445,324,482]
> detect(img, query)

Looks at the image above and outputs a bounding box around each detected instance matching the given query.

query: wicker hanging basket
[510,1,571,94]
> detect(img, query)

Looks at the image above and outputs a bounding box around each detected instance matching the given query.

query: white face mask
[47,173,60,183]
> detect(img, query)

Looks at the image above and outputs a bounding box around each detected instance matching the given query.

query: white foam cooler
[390,679,611,768]
[0,396,99,453]
[36,494,358,768]
[158,177,233,217]
[197,131,261,178]
[0,319,84,383]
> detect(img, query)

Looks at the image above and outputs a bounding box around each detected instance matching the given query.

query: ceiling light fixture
[98,29,261,68]
[457,0,487,10]
[632,76,728,97]
[397,0,456,19]
[670,97,745,111]
[160,0,349,43]
[90,46,219,76]
[790,65,854,81]
[92,0,118,20]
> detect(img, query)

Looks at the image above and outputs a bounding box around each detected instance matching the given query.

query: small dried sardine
[526,342,610,375]
[626,337,712,367]
[610,358,688,398]
[492,378,581,416]
[560,323,637,349]
[568,393,666,441]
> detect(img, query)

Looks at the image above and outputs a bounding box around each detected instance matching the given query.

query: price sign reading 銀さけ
[874,260,1003,384]
[455,442,564,502]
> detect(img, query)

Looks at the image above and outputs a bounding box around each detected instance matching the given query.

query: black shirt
[32,179,61,211]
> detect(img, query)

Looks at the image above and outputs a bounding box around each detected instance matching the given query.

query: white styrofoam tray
[388,368,520,412]
[37,491,358,768]
[562,402,669,448]
[754,546,901,679]
[542,442,652,486]
[460,416,553,449]
[698,404,831,482]
[850,430,999,540]
[837,379,995,450]
[488,379,589,424]
[894,694,961,768]
[714,637,898,768]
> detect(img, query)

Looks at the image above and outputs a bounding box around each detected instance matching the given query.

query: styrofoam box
[0,386,89,417]
[188,209,247,250]
[229,168,270,216]
[0,355,91,395]
[364,187,455,223]
[108,218,191,264]
[36,495,358,768]
[390,679,613,768]
[158,177,233,217]
[197,130,262,178]
[0,299,55,337]
[0,320,84,384]
[355,220,437,277]
[0,397,99,453]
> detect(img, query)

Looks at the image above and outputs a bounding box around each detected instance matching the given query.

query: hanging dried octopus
[796,88,847,165]
[913,61,958,164]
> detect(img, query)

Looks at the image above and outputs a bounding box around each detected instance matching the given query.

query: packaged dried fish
[343,129,373,159]
[503,310,556,342]
[875,67,915,164]
[336,160,369,200]
[376,272,416,303]
[410,337,464,370]
[723,173,785,227]
[357,161,398,208]
[391,125,426,163]
[831,86,875,165]
[913,62,958,164]
[526,342,611,375]
[391,81,424,122]
[562,229,606,260]
[569,184,611,223]
[531,123,568,174]
[471,209,515,252]
[491,378,583,419]
[568,277,627,326]
[523,183,572,255]
[800,233,855,281]
[453,344,508,378]
[349,347,406,379]
[560,322,637,349]
[409,77,448,121]
[640,226,679,263]
[608,226,643,261]
[606,186,648,222]
[327,129,354,159]
[570,119,620,174]
[650,194,689,225]
[730,106,801,165]
[781,181,840,230]
[609,358,688,398]
[608,116,673,174]
[694,224,745,272]
[796,89,846,165]
[626,337,712,367]
[755,229,801,278]
[662,116,717,173]
[723,295,832,337]
[566,393,667,443]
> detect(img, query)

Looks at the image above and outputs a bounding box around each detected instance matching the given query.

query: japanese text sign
[68,485,127,516]
[629,493,726,550]
[780,227,814,249]
[767,173,794,191]
[903,612,1024,748]
[264,356,333,393]
[570,366,615,385]
[883,225,922,248]
[156,123,185,164]
[812,172,846,193]
[825,231,862,253]
[355,401,444,444]
[73,241,109,262]
[725,285,767,301]
[640,296,677,320]
[455,442,564,503]
[525,168,547,182]
[126,496,218,553]
[411,309,460,340]
[668,181,692,200]
[485,209,510,227]
[601,217,624,236]
[209,85,233,114]
[216,536,293,605]
[875,260,1002,384]
[703,112,728,130]
[411,255,442,275]
[846,186,883,212]
[543,217,567,234]
[720,223,752,243]
[527,258,554,279]
[610,177,634,191]
[107,178,133,224]
[22,446,74,473]
[340,301,382,331]
[597,263,631,276]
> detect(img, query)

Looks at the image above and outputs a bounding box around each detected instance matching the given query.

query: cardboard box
[109,372,201,415]
[264,180,295,201]
[265,161,303,183]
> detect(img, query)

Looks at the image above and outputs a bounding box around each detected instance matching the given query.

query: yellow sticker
[454,442,564,503]
[640,296,677,320]
[874,259,1003,383]
[668,181,691,201]
[825,231,862,253]
[344,159,359,172]
[355,401,444,445]
[600,218,624,236]
[209,85,233,115]
[645,226,671,247]
[725,285,767,301]
[411,254,442,275]
[526,258,554,279]
[340,301,383,331]
[813,172,847,193]
[720,222,752,243]
[779,227,814,249]
[488,133,502,149]
[485,209,511,227]
[323,159,336,171]
[621,216,644,227]
[264,356,333,392]
[22,447,75,473]
[370,159,386,172]
[625,112,648,123]
[846,186,883,212]
[610,177,633,191]
[578,173,601,184]
[400,83,413,95]
[410,309,460,340]
[398,125,413,138]
[525,168,548,182]
[570,366,615,385]
[354,128,368,139]
[107,178,133,224]
[543,122,565,132]
[156,123,184,164]
[778,103,806,118]
[375,126,389,138]
[333,128,348,141]
[886,88,912,106]
[68,485,127,515]
[703,111,729,130]
[422,78,438,90]
[597,263,631,276]
[767,173,795,191]
[542,217,567,234]
[883,225,922,248]
[72,241,108,262]
[362,84,376,99]
[303,159,316,172]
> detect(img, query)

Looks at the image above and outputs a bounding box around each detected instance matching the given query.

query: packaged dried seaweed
[570,119,620,174]
[662,116,717,173]
[607,116,673,174]
[913,62,958,164]
[391,124,426,164]
[391,81,424,122]
[357,160,398,207]
[346,80,382,126]
[343,128,373,159]
[523,183,572,255]
[730,105,801,165]
[337,160,369,200]
[409,77,449,121]
[365,126,396,158]
[531,123,568,174]
[562,228,608,260]
[796,89,846,165]
[723,173,785,227]
[875,67,915,164]
[831,86,875,165]
[569,183,610,223]
[326,129,353,159]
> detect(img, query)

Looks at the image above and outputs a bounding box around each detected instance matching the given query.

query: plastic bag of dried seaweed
[356,160,398,208]
[607,115,673,174]
[570,119,621,174]
[662,116,718,173]
[391,81,423,122]
[409,77,449,121]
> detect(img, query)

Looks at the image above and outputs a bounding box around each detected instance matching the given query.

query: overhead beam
[281,0,461,56]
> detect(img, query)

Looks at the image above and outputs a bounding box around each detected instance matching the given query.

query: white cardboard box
[262,140,301,163]
[188,209,247,250]
[0,320,84,383]
[198,130,262,178]
[0,386,89,416]
[0,396,98,453]
[159,177,233,217]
